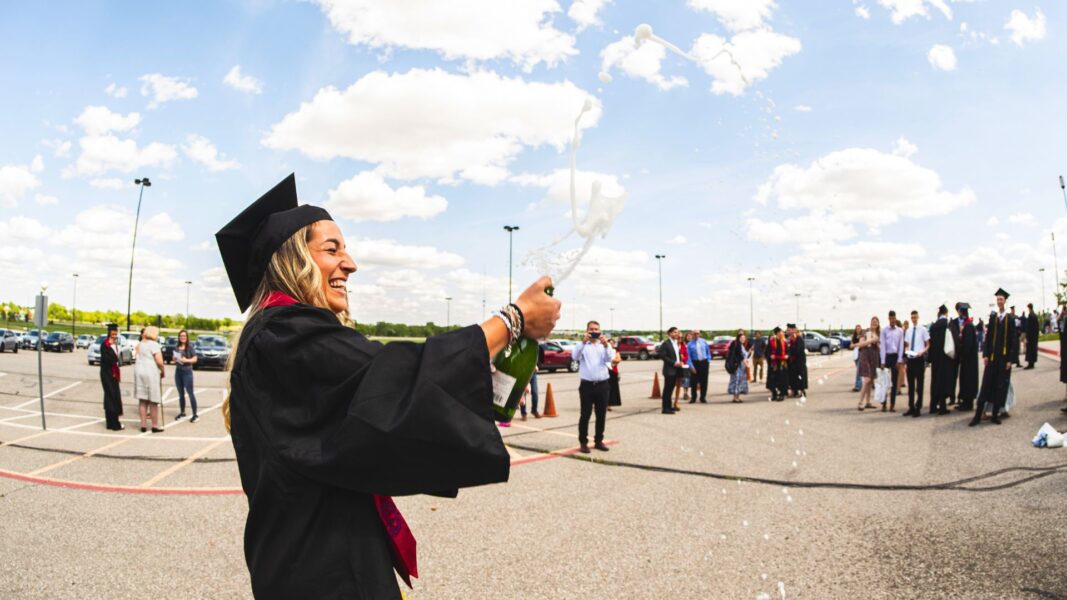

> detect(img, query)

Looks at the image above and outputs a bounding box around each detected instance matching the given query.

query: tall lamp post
[747,276,755,334]
[794,293,801,326]
[71,273,78,335]
[504,226,519,304]
[1039,268,1047,317]
[654,254,666,340]
[610,307,615,332]
[126,177,151,331]
[445,296,453,328]
[184,280,192,328]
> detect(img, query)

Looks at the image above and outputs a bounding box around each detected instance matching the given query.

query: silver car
[75,334,94,349]
[0,329,19,353]
[87,335,134,366]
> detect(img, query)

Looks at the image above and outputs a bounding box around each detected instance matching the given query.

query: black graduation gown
[1025,312,1039,365]
[954,319,979,404]
[787,337,807,392]
[229,304,510,599]
[928,319,956,401]
[1060,315,1067,384]
[977,312,1018,413]
[98,341,123,418]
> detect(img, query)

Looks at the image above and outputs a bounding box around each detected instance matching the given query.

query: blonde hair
[143,326,159,341]
[223,222,348,431]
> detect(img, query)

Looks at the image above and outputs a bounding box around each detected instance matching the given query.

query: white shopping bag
[1004,381,1016,413]
[944,329,956,359]
[874,368,889,404]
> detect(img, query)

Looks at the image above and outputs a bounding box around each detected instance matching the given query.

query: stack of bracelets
[492,303,526,343]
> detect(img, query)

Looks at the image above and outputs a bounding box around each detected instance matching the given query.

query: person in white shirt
[902,310,930,417]
[572,320,615,453]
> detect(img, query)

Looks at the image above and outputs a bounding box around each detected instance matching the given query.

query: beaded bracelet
[508,303,525,337]
[492,312,515,343]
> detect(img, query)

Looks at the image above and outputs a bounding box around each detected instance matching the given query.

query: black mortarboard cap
[106,323,118,332]
[215,174,333,312]
[938,304,948,314]
[955,302,970,311]
[773,326,782,333]
[786,323,796,329]
[995,288,1009,299]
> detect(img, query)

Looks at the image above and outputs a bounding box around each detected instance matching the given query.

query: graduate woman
[216,175,560,599]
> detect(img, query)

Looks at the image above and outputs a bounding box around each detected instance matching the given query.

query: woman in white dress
[135,326,166,433]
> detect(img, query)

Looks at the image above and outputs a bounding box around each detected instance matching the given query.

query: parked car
[21,329,48,350]
[42,332,75,352]
[709,336,732,359]
[554,339,577,351]
[75,334,95,349]
[803,331,838,355]
[828,333,851,349]
[538,341,578,373]
[118,332,141,362]
[162,336,179,363]
[87,335,134,366]
[616,336,660,360]
[194,337,231,369]
[0,329,19,353]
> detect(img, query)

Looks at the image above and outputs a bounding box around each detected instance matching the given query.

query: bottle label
[491,370,517,408]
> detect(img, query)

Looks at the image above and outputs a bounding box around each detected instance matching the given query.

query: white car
[75,334,94,349]
[87,335,134,366]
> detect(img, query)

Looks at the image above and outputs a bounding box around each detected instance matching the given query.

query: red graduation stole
[259,291,418,588]
[104,337,121,382]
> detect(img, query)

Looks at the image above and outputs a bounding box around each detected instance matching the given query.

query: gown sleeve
[233,304,510,497]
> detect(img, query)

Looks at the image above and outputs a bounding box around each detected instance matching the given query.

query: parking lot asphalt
[1,346,1066,598]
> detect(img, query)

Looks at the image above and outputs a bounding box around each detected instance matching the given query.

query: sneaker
[175,412,186,420]
[190,415,199,423]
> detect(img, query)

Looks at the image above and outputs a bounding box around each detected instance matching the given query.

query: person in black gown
[216,174,561,599]
[952,303,979,412]
[971,288,1017,426]
[1059,303,1067,412]
[1023,303,1039,369]
[786,324,808,397]
[99,323,124,430]
[928,305,954,415]
[766,327,789,402]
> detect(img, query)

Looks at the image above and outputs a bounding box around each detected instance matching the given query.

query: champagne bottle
[491,287,553,423]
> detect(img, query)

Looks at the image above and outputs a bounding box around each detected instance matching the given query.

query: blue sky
[1,1,1064,331]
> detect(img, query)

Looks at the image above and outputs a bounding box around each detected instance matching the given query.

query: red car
[616,336,660,360]
[709,336,732,359]
[538,341,578,373]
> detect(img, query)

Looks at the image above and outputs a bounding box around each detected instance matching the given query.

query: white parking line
[10,380,83,410]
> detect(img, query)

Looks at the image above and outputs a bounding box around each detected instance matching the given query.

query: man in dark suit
[953,302,980,412]
[971,288,1018,426]
[928,304,955,415]
[1024,303,1039,369]
[658,326,683,414]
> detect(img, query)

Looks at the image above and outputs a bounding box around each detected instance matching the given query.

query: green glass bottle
[491,287,553,423]
[491,336,539,423]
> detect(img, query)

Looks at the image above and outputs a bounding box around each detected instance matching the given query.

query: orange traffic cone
[650,372,661,399]
[542,383,559,417]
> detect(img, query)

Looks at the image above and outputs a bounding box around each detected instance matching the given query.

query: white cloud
[667,234,687,245]
[876,0,952,24]
[141,212,185,241]
[512,168,626,207]
[687,0,778,32]
[89,177,128,190]
[927,44,957,71]
[30,155,44,173]
[264,68,600,184]
[34,194,58,205]
[104,82,128,98]
[351,237,465,270]
[690,28,802,96]
[892,136,918,157]
[0,216,51,241]
[600,35,689,91]
[755,145,975,228]
[1005,8,1046,46]
[855,6,871,19]
[313,0,576,71]
[987,216,1000,227]
[0,162,41,208]
[568,0,612,31]
[324,172,448,222]
[74,105,141,136]
[42,138,72,157]
[1008,212,1037,227]
[181,134,240,172]
[746,215,857,244]
[190,239,215,251]
[68,135,178,177]
[793,104,812,112]
[55,205,183,245]
[139,73,198,109]
[223,65,263,94]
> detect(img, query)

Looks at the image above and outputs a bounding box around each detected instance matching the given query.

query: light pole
[71,273,78,335]
[794,293,801,325]
[504,226,519,304]
[747,276,755,334]
[126,177,151,331]
[445,297,453,328]
[1040,268,1047,317]
[184,280,192,329]
[610,307,615,332]
[654,254,666,340]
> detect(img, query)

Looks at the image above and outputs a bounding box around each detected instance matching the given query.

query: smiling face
[308,221,357,314]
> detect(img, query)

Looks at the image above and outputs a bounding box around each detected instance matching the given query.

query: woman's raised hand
[515,276,561,340]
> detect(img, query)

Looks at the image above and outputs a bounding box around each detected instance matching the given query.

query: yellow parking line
[28,435,140,476]
[139,440,227,487]
[509,422,579,439]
